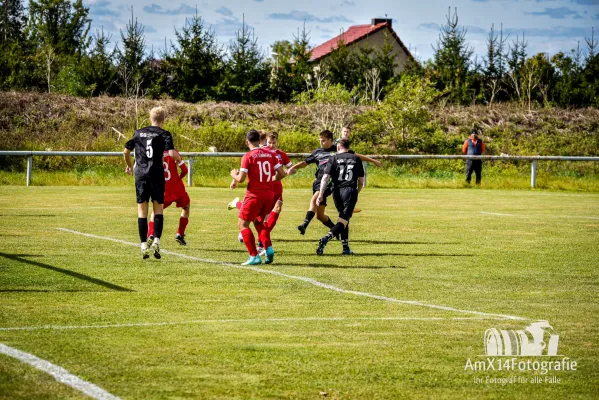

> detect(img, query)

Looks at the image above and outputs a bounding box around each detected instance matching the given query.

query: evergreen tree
[167,12,224,102]
[225,16,269,102]
[1,0,26,43]
[374,31,397,86]
[28,0,90,57]
[116,8,146,96]
[81,27,116,95]
[269,39,293,101]
[289,23,312,94]
[431,7,474,104]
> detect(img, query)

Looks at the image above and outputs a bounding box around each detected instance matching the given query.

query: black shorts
[135,176,165,204]
[313,181,333,207]
[333,187,358,220]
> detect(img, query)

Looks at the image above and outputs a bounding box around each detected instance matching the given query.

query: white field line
[481,211,599,220]
[0,316,516,332]
[56,228,528,321]
[0,343,120,400]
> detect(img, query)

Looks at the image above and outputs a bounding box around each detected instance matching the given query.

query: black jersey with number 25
[324,152,365,189]
[125,126,175,179]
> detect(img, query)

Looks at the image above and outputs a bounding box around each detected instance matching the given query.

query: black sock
[302,211,315,227]
[138,217,148,243]
[324,223,345,241]
[154,214,164,239]
[323,217,335,229]
[341,225,349,250]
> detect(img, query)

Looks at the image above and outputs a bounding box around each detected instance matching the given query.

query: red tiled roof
[309,22,389,62]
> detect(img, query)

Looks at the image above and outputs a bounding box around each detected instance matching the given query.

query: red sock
[177,217,188,235]
[258,226,272,248]
[148,221,154,237]
[241,228,258,256]
[236,201,242,210]
[266,212,280,232]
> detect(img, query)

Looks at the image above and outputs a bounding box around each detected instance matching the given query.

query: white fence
[1,151,598,188]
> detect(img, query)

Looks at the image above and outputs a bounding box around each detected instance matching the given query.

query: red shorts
[239,196,272,222]
[164,192,190,209]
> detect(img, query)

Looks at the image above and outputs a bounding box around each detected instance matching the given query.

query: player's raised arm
[354,153,382,168]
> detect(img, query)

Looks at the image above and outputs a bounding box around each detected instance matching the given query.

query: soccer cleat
[342,248,354,255]
[238,232,244,243]
[241,255,262,265]
[146,235,154,247]
[227,197,239,211]
[316,237,329,256]
[354,208,362,213]
[297,224,306,235]
[264,246,275,264]
[141,243,150,260]
[175,234,186,246]
[151,242,161,259]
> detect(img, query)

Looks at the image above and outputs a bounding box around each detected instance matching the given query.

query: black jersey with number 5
[324,152,365,189]
[125,126,175,179]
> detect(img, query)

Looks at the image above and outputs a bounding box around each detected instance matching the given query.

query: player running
[287,129,380,236]
[147,149,190,246]
[123,107,181,259]
[316,138,364,255]
[230,130,285,265]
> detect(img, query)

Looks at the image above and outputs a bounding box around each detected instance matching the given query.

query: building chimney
[371,18,392,27]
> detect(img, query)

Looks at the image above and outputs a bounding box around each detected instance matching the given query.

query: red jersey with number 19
[162,150,187,204]
[240,147,281,199]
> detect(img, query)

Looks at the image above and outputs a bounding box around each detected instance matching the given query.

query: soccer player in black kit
[123,107,182,259]
[315,138,365,255]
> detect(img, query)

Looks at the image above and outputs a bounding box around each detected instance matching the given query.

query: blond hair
[150,107,166,125]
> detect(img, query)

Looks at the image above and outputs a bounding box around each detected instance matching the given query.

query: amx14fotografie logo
[465,321,577,384]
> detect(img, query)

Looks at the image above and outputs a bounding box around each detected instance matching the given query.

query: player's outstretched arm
[123,148,133,175]
[287,161,308,175]
[354,153,382,168]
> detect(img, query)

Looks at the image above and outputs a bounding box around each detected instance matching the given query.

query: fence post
[531,160,537,188]
[363,161,368,187]
[26,156,33,186]
[187,159,193,187]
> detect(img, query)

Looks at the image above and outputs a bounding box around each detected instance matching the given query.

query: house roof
[308,22,413,63]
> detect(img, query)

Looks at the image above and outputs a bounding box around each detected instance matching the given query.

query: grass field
[0,186,598,399]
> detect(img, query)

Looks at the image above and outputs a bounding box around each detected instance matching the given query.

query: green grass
[0,186,598,399]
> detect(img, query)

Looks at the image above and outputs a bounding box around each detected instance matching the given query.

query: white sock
[154,237,161,246]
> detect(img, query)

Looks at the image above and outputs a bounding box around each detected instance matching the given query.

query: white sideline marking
[56,228,528,321]
[481,211,599,220]
[0,316,515,332]
[0,343,120,400]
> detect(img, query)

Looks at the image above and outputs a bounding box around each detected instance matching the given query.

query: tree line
[0,1,597,108]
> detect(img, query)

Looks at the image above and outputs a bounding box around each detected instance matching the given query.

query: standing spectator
[462,129,485,185]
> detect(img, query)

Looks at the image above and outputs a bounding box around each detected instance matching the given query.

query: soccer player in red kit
[148,149,190,245]
[230,130,285,265]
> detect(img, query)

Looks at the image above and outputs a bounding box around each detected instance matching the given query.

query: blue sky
[85,0,599,62]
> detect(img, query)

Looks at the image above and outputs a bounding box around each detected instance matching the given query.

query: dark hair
[343,125,351,130]
[267,131,278,141]
[337,137,350,149]
[247,129,260,144]
[258,130,268,142]
[319,129,334,140]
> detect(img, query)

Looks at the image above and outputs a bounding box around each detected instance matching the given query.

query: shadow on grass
[0,253,134,292]
[292,262,404,269]
[274,238,456,245]
[0,289,99,293]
